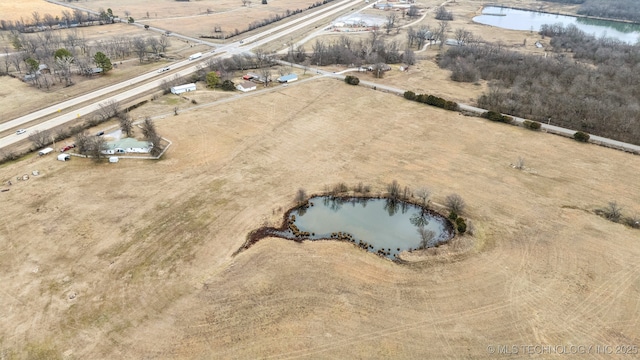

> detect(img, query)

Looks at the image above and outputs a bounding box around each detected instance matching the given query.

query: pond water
[473,6,640,44]
[269,197,454,259]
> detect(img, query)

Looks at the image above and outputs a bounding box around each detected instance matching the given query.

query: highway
[1,0,366,149]
[5,0,640,155]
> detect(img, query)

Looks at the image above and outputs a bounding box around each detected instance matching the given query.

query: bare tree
[97,99,120,120]
[454,28,474,46]
[387,180,401,200]
[295,188,307,206]
[403,48,415,65]
[445,193,466,214]
[87,136,106,161]
[158,35,170,53]
[147,37,160,55]
[132,36,147,63]
[118,112,133,137]
[55,55,74,86]
[604,201,623,222]
[32,11,42,27]
[28,129,52,148]
[385,13,397,35]
[437,20,450,48]
[142,116,158,139]
[142,117,162,156]
[415,187,431,207]
[75,131,90,154]
[259,66,272,87]
[417,227,436,249]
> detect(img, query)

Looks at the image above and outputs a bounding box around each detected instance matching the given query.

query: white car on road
[16,129,26,135]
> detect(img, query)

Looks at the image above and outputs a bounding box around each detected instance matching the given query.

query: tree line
[1,29,169,89]
[544,0,640,23]
[0,7,119,33]
[438,24,640,145]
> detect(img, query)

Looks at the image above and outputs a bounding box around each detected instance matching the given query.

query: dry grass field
[0,0,70,22]
[1,77,639,358]
[76,0,327,38]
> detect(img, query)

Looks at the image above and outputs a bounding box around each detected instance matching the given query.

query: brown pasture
[1,77,639,358]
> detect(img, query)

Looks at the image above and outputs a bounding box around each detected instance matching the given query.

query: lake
[473,6,640,44]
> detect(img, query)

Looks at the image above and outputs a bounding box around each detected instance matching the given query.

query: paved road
[279,60,640,154]
[1,0,365,149]
[5,1,640,155]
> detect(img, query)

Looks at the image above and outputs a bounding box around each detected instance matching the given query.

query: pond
[473,6,640,44]
[261,196,454,260]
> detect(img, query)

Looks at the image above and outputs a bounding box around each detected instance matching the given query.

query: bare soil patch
[1,77,639,358]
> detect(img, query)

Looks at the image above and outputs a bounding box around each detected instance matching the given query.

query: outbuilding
[57,154,71,161]
[277,73,298,83]
[236,81,257,92]
[38,147,54,156]
[171,83,197,95]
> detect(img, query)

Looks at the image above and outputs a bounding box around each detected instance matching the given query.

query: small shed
[38,147,54,156]
[57,154,71,161]
[277,73,298,83]
[171,83,197,95]
[109,157,119,163]
[236,81,257,92]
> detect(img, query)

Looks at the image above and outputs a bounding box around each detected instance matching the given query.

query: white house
[101,138,153,155]
[236,81,257,92]
[171,83,197,95]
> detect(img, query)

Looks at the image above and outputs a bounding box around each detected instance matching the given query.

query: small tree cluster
[404,91,459,111]
[482,111,513,123]
[573,131,590,142]
[523,120,542,130]
[595,201,640,229]
[74,131,106,161]
[344,75,360,85]
[435,6,453,21]
[28,129,53,148]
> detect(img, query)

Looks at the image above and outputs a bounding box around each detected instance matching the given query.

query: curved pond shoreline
[240,195,456,262]
[474,5,640,43]
[480,4,640,25]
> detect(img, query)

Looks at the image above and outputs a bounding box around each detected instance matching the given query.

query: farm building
[236,81,257,92]
[171,83,197,95]
[277,74,298,83]
[101,138,153,155]
[38,148,54,156]
[57,154,71,161]
[445,39,463,46]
